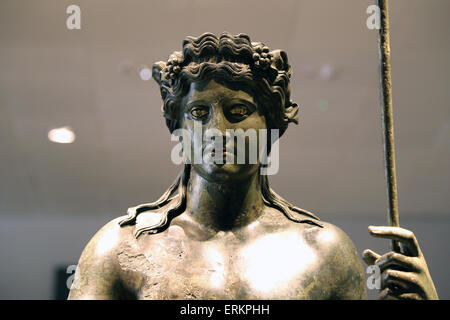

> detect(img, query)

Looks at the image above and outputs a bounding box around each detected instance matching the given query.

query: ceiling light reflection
[139,66,152,81]
[48,126,75,144]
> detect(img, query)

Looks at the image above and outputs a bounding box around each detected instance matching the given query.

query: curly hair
[152,32,299,136]
[119,32,321,237]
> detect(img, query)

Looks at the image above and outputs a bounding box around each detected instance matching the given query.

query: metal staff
[377,0,401,252]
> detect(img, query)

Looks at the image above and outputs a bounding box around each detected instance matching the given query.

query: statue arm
[67,218,130,300]
[308,222,367,299]
[318,223,368,299]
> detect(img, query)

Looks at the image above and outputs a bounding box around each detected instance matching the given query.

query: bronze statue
[68,32,438,300]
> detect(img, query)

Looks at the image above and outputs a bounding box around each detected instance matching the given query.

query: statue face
[180,79,267,182]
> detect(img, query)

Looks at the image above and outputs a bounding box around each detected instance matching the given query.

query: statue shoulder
[298,220,367,299]
[68,216,136,299]
[79,216,133,260]
[301,221,357,252]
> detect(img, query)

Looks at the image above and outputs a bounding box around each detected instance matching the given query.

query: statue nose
[205,108,232,148]
[208,108,228,134]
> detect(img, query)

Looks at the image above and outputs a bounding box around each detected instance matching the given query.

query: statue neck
[185,168,264,231]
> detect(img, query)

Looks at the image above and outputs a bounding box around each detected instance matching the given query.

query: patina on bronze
[68,32,438,300]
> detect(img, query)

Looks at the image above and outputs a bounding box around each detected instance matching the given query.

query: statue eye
[229,104,251,118]
[190,106,209,119]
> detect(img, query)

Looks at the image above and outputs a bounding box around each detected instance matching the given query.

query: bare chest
[117,226,330,299]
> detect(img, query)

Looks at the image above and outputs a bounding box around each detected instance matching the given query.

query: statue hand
[362,226,438,300]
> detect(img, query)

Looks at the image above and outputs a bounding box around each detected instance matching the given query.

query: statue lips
[210,147,228,157]
[206,144,236,167]
[211,148,232,167]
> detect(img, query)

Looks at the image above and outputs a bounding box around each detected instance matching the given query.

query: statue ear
[152,61,166,85]
[284,102,299,125]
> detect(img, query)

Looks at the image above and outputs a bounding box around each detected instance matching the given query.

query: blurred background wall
[0,0,448,299]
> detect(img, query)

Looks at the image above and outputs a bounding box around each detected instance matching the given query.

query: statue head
[152,32,299,136]
[119,32,321,236]
[152,32,299,182]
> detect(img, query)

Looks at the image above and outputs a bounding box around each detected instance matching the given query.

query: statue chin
[192,160,260,183]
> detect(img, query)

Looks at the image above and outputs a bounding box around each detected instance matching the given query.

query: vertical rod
[377,0,401,252]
